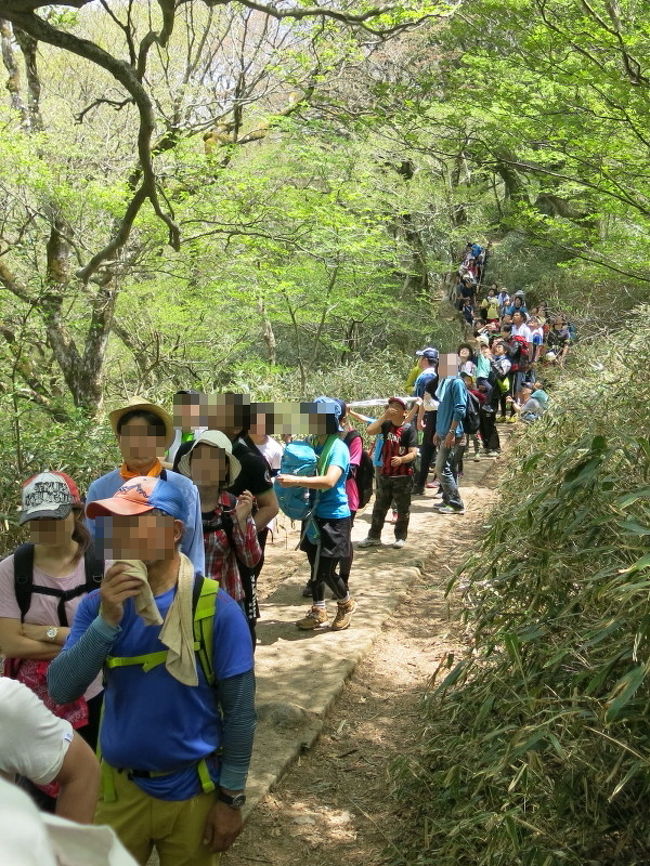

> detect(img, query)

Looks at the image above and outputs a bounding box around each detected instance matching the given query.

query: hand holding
[100,563,143,627]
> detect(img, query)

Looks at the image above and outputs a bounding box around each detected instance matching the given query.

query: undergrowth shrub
[393,307,650,865]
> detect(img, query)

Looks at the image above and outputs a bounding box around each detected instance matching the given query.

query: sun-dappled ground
[223,468,504,866]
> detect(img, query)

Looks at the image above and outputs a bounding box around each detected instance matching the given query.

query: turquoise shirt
[313,437,351,519]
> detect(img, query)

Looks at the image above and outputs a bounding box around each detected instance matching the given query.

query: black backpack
[464,391,481,435]
[13,543,104,626]
[344,430,374,509]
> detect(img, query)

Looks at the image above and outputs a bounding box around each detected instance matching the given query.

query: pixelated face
[28,511,75,545]
[205,393,249,437]
[249,403,274,437]
[173,393,207,430]
[438,353,457,379]
[97,512,181,561]
[387,401,406,423]
[118,417,167,466]
[307,408,330,436]
[190,443,229,486]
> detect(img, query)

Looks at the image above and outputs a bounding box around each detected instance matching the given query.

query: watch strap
[217,790,246,808]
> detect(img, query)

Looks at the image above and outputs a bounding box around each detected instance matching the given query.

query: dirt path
[223,469,503,866]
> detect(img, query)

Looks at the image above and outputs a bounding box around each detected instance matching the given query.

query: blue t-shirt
[66,586,253,800]
[314,438,350,519]
[413,368,437,399]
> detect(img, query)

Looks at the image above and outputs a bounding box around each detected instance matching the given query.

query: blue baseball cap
[85,476,188,523]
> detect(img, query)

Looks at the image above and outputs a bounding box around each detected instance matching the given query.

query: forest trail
[221,433,512,866]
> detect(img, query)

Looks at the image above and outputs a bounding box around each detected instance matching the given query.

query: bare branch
[3,9,180,282]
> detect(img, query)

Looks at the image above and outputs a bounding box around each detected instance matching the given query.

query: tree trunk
[0,19,27,122]
[258,297,276,365]
[14,26,42,131]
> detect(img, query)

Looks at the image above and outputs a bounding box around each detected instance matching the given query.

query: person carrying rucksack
[86,397,205,573]
[276,397,356,632]
[432,357,468,515]
[0,471,104,813]
[358,397,418,549]
[48,475,255,866]
[412,347,440,495]
[177,431,261,644]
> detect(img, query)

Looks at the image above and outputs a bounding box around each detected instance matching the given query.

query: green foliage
[0,403,118,553]
[392,308,650,864]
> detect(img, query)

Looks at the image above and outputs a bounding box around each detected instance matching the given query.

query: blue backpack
[275,436,338,521]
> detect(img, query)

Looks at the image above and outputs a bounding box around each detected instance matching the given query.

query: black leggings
[337,511,356,587]
[306,546,348,603]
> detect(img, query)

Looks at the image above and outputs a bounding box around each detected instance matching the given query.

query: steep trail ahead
[221,430,513,866]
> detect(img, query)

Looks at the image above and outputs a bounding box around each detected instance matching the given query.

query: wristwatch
[217,789,246,809]
[46,626,59,642]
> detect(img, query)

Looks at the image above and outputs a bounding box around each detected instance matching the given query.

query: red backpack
[509,336,529,372]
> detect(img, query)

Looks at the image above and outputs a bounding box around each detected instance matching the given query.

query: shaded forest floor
[223,464,504,866]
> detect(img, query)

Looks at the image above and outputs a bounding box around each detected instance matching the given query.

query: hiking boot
[473,452,481,462]
[330,598,357,631]
[392,539,406,549]
[496,415,506,423]
[358,536,381,548]
[487,450,500,457]
[507,416,518,423]
[296,606,329,630]
[436,504,465,515]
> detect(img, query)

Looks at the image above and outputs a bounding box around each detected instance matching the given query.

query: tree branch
[4,9,180,282]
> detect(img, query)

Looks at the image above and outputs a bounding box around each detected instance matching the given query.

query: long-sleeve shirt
[86,468,205,574]
[435,376,468,437]
[48,582,255,797]
[202,493,262,602]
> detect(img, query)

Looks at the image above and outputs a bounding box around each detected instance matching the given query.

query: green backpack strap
[192,574,219,687]
[316,434,339,474]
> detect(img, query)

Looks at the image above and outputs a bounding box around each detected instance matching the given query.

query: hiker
[277,397,356,631]
[457,343,477,378]
[546,317,571,365]
[0,471,104,812]
[248,403,284,477]
[511,310,533,344]
[48,475,255,865]
[480,287,500,322]
[185,393,279,637]
[86,397,205,573]
[333,399,370,591]
[167,390,207,470]
[413,348,440,495]
[432,356,467,515]
[490,340,512,422]
[358,397,418,549]
[0,677,100,823]
[461,296,474,325]
[177,431,262,627]
[507,383,545,423]
[496,287,510,315]
[476,377,501,456]
[528,316,545,363]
